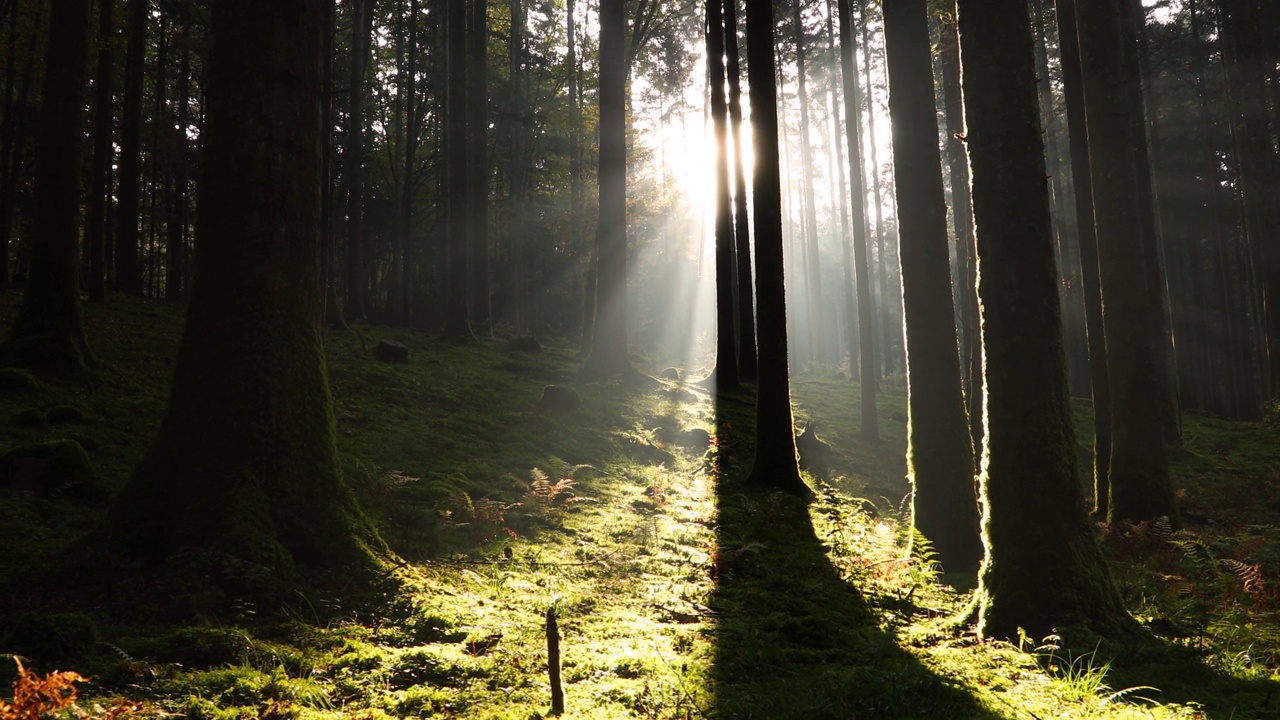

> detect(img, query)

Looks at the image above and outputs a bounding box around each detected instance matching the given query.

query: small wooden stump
[373,339,410,363]
[547,607,565,716]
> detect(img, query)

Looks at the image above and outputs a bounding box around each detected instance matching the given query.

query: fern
[0,657,86,720]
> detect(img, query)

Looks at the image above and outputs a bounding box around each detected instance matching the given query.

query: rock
[676,427,712,451]
[373,339,410,363]
[1,439,106,502]
[796,422,833,471]
[659,367,681,381]
[509,335,542,353]
[537,385,582,412]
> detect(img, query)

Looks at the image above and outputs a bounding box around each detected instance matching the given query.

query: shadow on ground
[707,387,1005,720]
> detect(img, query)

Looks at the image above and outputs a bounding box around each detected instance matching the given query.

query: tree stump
[373,339,410,363]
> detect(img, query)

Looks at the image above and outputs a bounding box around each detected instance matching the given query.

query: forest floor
[1,292,1279,719]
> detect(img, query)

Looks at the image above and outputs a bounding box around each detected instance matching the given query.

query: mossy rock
[1,611,101,665]
[0,439,106,502]
[0,367,41,393]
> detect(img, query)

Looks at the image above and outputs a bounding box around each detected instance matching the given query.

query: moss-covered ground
[1,291,1277,718]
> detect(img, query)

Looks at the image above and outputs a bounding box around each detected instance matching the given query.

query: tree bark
[467,0,489,331]
[114,0,146,296]
[744,0,805,494]
[956,0,1136,642]
[105,0,385,593]
[883,0,980,572]
[709,0,739,390]
[724,0,756,382]
[86,0,115,303]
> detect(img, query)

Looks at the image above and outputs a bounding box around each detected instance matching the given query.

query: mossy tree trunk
[105,0,385,589]
[956,0,1136,641]
[1075,0,1179,525]
[744,0,805,495]
[5,0,94,378]
[882,0,980,572]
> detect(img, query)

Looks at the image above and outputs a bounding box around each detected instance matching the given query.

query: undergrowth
[0,294,1277,718]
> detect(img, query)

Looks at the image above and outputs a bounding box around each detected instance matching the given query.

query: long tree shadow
[708,388,1006,719]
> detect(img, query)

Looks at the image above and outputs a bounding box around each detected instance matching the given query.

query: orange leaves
[0,658,86,720]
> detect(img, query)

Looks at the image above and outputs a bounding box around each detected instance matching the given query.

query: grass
[0,291,1278,718]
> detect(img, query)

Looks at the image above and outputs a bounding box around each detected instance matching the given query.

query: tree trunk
[105,0,385,594]
[836,0,878,440]
[114,0,146,296]
[1055,0,1113,516]
[345,0,374,319]
[584,0,630,374]
[744,0,805,494]
[724,0,757,382]
[166,3,191,301]
[956,0,1136,642]
[708,0,739,390]
[443,0,472,339]
[467,0,489,331]
[1075,0,1179,525]
[883,0,980,572]
[86,0,114,303]
[793,0,826,369]
[4,0,94,377]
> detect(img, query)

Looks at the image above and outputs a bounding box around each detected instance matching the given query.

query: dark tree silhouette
[105,0,384,588]
[882,0,980,572]
[467,0,490,331]
[345,0,374,319]
[836,0,878,441]
[4,0,94,377]
[957,0,1136,641]
[85,0,114,304]
[585,0,631,376]
[708,0,739,391]
[744,0,805,495]
[443,0,473,341]
[723,0,756,383]
[114,0,145,296]
[1075,0,1179,524]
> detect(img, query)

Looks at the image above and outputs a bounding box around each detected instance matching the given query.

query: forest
[1,0,1279,716]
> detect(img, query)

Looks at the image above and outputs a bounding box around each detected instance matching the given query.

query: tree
[882,0,980,572]
[835,0,877,441]
[584,0,630,375]
[467,0,490,331]
[105,0,384,588]
[956,0,1135,640]
[792,0,826,369]
[345,0,375,319]
[708,0,739,390]
[1055,0,1113,516]
[3,0,94,377]
[744,0,805,495]
[114,0,145,296]
[443,0,473,340]
[85,0,115,304]
[723,0,756,382]
[1075,0,1179,524]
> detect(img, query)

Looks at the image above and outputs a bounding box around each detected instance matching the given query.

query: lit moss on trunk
[104,0,385,595]
[956,0,1137,641]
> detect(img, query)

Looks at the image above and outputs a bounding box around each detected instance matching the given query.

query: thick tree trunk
[105,0,385,593]
[4,0,94,377]
[956,0,1135,642]
[114,0,145,296]
[744,0,804,494]
[708,0,739,390]
[883,0,980,572]
[1075,0,1179,525]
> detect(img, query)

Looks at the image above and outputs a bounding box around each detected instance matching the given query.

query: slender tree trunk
[744,0,805,494]
[114,0,146,295]
[148,3,167,298]
[883,0,980,573]
[1055,0,1113,516]
[86,0,115,303]
[443,0,472,339]
[724,0,757,382]
[936,9,978,455]
[467,0,489,331]
[862,15,895,379]
[345,0,374,318]
[585,0,629,373]
[837,0,878,440]
[957,0,1136,642]
[0,0,18,286]
[1075,0,1179,525]
[793,0,826,369]
[825,0,856,380]
[708,0,739,390]
[166,4,191,301]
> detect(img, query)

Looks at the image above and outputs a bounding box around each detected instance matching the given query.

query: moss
[46,404,91,424]
[1,611,101,665]
[1,438,106,502]
[9,408,44,427]
[0,368,41,392]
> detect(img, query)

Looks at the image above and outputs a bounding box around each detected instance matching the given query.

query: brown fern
[0,658,86,720]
